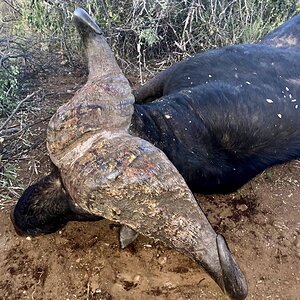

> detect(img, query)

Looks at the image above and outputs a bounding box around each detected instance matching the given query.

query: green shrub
[0,64,20,116]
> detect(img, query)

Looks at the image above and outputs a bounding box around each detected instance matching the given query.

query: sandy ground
[0,70,299,300]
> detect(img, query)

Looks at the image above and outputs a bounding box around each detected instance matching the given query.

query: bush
[0,63,19,116]
[12,0,298,61]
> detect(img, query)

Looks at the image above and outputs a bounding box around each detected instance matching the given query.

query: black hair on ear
[11,167,73,235]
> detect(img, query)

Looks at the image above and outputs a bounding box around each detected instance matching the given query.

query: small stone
[164,282,176,289]
[158,256,167,265]
[26,236,32,241]
[237,204,248,212]
[273,220,288,230]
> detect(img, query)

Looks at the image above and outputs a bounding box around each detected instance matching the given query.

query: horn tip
[217,234,248,300]
[73,7,102,35]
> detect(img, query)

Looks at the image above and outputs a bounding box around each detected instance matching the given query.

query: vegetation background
[0,0,299,199]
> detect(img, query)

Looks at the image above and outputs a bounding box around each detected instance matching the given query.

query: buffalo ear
[11,170,70,235]
[11,167,103,236]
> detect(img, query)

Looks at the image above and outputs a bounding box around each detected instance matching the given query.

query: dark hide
[259,13,300,48]
[132,78,300,193]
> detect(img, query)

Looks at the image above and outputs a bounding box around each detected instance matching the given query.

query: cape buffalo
[11,11,300,300]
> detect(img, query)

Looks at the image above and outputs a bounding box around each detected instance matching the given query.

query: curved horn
[47,8,248,299]
[73,7,122,80]
[47,8,134,167]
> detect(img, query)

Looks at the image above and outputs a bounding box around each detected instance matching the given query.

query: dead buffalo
[11,9,300,300]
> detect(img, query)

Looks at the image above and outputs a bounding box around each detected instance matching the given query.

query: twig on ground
[0,127,19,135]
[2,115,51,139]
[0,91,39,132]
[1,0,22,15]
